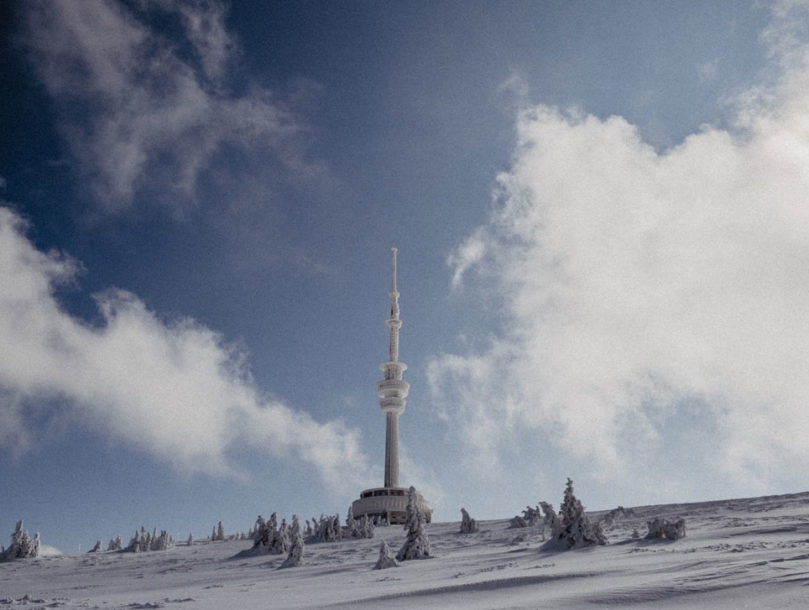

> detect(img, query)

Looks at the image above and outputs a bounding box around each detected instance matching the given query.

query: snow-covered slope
[2,492,808,609]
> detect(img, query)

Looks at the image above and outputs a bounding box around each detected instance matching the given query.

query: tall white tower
[350,248,432,524]
[377,247,409,488]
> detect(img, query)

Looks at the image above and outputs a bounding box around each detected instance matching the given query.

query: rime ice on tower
[351,249,432,525]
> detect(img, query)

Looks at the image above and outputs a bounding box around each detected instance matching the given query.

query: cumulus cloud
[430,4,809,490]
[23,0,304,213]
[0,207,371,489]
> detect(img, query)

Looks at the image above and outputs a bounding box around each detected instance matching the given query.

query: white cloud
[0,207,371,490]
[23,0,304,213]
[430,6,809,491]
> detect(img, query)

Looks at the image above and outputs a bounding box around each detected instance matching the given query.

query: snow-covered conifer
[2,522,40,561]
[216,521,225,541]
[361,514,375,539]
[459,508,478,534]
[539,502,560,538]
[150,530,174,551]
[316,514,342,543]
[374,540,399,569]
[522,505,541,525]
[280,516,304,568]
[32,532,40,557]
[542,479,607,550]
[107,535,122,551]
[346,506,356,535]
[187,533,193,546]
[396,487,430,561]
[89,540,102,553]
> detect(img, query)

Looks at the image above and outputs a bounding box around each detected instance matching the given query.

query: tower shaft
[384,412,399,487]
[376,247,409,489]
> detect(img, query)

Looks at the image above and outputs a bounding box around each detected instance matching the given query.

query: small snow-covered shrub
[509,515,528,528]
[1,521,39,561]
[645,517,686,540]
[374,540,399,570]
[397,487,430,561]
[540,479,607,550]
[459,508,478,534]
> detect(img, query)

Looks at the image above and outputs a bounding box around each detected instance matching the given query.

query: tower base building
[351,249,432,524]
[352,487,431,525]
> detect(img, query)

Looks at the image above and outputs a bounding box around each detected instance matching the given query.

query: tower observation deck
[351,248,432,524]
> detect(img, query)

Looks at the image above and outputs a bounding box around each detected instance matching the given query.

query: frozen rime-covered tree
[374,540,399,570]
[125,526,173,552]
[541,479,607,550]
[459,508,478,534]
[360,513,375,539]
[280,516,304,568]
[150,530,174,551]
[316,514,342,543]
[397,487,430,561]
[2,521,40,561]
[216,521,225,541]
[539,502,561,538]
[187,533,194,546]
[346,506,357,535]
[107,535,122,551]
[89,540,102,553]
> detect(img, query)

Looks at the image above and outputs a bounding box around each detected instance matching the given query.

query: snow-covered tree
[280,516,304,568]
[374,540,399,570]
[346,505,357,536]
[150,530,174,551]
[107,535,122,551]
[397,487,430,561]
[125,526,173,552]
[539,502,561,538]
[522,505,541,525]
[459,508,478,534]
[186,533,193,546]
[360,513,375,539]
[216,521,225,541]
[316,514,342,543]
[1,521,40,561]
[271,519,290,554]
[541,479,607,550]
[89,540,102,553]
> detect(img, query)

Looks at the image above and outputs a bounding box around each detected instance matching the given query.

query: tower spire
[377,247,409,488]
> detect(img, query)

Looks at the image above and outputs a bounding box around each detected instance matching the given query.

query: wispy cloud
[23,0,308,214]
[0,207,371,490]
[430,3,809,492]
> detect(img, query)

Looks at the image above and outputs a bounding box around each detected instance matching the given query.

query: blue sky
[2,0,809,553]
